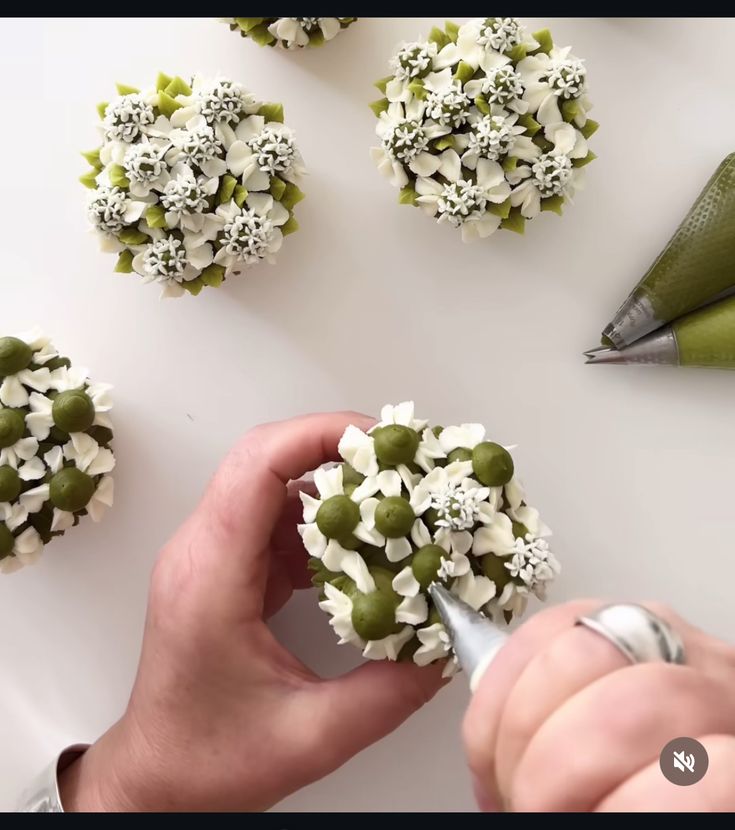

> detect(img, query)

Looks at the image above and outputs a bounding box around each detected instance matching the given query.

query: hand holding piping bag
[433,586,735,812]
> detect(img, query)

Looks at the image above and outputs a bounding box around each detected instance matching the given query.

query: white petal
[338,426,378,477]
[299,491,322,523]
[86,447,116,476]
[299,523,327,558]
[20,484,49,514]
[0,376,28,407]
[43,445,64,474]
[313,465,344,499]
[341,551,376,594]
[18,456,45,481]
[438,148,461,181]
[385,536,412,563]
[396,594,428,625]
[350,475,380,502]
[439,423,486,453]
[452,573,496,611]
[51,509,75,532]
[408,151,442,178]
[410,518,432,548]
[450,531,473,556]
[472,513,516,555]
[377,470,402,498]
[392,566,420,598]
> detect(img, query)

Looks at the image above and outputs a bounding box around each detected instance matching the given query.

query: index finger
[197,410,374,579]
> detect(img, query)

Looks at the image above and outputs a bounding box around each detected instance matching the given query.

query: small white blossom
[390,41,437,81]
[546,58,587,99]
[477,17,526,53]
[198,79,252,125]
[247,125,297,175]
[103,94,155,143]
[532,153,573,197]
[505,536,561,599]
[87,186,128,233]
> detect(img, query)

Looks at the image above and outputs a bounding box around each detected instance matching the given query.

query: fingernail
[472,774,501,813]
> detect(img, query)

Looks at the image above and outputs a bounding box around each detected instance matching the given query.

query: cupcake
[81,74,305,297]
[371,19,597,240]
[0,329,114,574]
[224,17,356,49]
[299,402,558,673]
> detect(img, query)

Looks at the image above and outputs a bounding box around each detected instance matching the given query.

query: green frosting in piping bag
[674,295,735,368]
[608,153,735,346]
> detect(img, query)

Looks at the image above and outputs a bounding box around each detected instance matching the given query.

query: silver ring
[576,603,686,665]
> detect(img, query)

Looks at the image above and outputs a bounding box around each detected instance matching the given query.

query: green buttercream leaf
[81,148,101,168]
[369,98,389,117]
[429,26,450,49]
[281,215,299,236]
[533,134,554,153]
[200,264,226,287]
[408,80,427,100]
[156,72,172,91]
[108,164,129,189]
[531,28,554,54]
[281,183,305,211]
[580,118,600,139]
[114,249,134,273]
[474,96,490,116]
[97,101,108,119]
[116,83,139,96]
[541,195,565,215]
[217,175,237,205]
[269,177,286,201]
[79,170,98,189]
[444,20,460,42]
[517,113,541,137]
[501,209,526,234]
[157,91,182,119]
[145,205,167,228]
[433,135,455,151]
[573,151,597,168]
[454,61,475,85]
[507,44,527,62]
[487,198,511,219]
[374,76,392,94]
[399,185,418,206]
[561,98,580,122]
[258,102,284,123]
[183,277,203,296]
[164,76,192,97]
[249,23,276,46]
[234,17,264,32]
[502,156,519,173]
[308,29,325,47]
[118,227,149,245]
[233,185,248,208]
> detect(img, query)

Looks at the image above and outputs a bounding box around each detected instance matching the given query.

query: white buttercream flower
[196,79,254,125]
[505,535,560,599]
[132,235,214,298]
[214,194,288,270]
[123,141,170,197]
[390,40,437,82]
[517,46,591,126]
[414,622,451,666]
[160,164,219,231]
[461,113,529,167]
[170,119,226,179]
[264,17,349,48]
[103,94,155,143]
[423,70,471,128]
[0,352,53,411]
[317,581,364,647]
[87,186,147,234]
[509,151,581,219]
[416,154,511,241]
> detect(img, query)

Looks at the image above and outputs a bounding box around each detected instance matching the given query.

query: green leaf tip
[258,102,284,123]
[369,98,389,117]
[115,83,139,96]
[281,215,299,236]
[114,250,135,273]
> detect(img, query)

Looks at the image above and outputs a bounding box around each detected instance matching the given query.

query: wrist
[58,714,161,812]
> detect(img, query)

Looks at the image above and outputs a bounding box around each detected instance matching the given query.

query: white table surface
[1,16,734,812]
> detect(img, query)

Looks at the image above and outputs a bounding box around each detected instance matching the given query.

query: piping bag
[599,153,735,350]
[429,583,509,692]
[586,294,735,368]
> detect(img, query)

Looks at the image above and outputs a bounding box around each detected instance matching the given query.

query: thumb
[304,661,448,775]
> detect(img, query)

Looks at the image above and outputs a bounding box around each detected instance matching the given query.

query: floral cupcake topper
[0,329,114,574]
[300,402,559,674]
[223,17,356,49]
[371,18,597,241]
[81,74,305,298]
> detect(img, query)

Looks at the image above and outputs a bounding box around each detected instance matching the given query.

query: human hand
[59,412,446,811]
[464,600,735,812]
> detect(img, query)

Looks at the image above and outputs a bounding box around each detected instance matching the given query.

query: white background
[1,17,734,812]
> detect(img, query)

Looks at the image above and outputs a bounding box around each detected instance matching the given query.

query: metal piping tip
[583,345,609,357]
[429,583,509,691]
[584,326,679,366]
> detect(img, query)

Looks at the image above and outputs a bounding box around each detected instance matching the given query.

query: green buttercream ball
[0,522,14,558]
[373,424,419,466]
[52,390,96,433]
[0,408,25,449]
[49,467,96,512]
[351,582,402,641]
[422,506,441,531]
[0,337,33,376]
[0,466,21,502]
[375,496,415,538]
[411,544,446,590]
[316,495,360,539]
[472,442,514,486]
[481,553,512,591]
[447,447,472,463]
